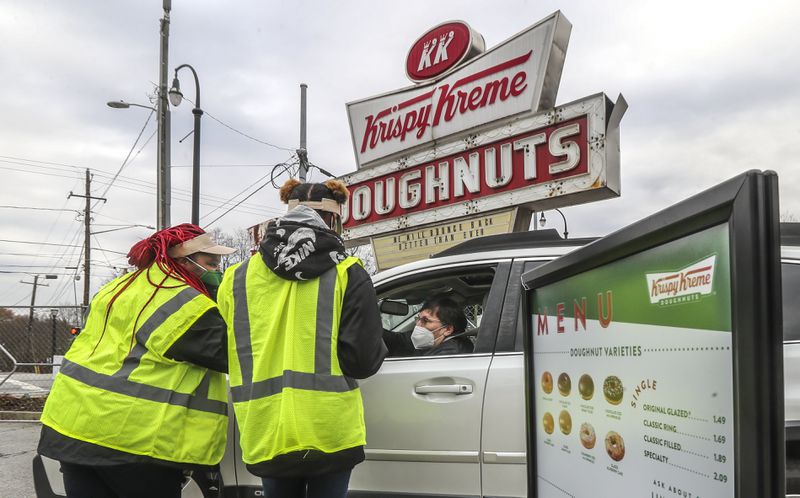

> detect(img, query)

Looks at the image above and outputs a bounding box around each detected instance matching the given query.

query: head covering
[279,178,349,215]
[167,232,236,258]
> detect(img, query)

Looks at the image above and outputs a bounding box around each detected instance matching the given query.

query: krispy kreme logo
[360,51,531,155]
[646,256,716,305]
[405,21,478,82]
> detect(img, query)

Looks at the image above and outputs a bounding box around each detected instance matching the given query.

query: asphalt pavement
[0,421,39,498]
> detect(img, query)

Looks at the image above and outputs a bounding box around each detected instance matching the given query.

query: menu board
[529,224,735,498]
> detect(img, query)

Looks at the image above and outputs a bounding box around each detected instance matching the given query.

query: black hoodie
[250,206,387,478]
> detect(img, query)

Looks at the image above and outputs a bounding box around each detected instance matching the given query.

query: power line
[203,176,281,229]
[0,155,86,172]
[0,239,84,248]
[176,97,294,152]
[205,110,294,151]
[171,163,288,168]
[0,239,127,255]
[0,253,84,258]
[0,154,284,216]
[95,111,156,204]
[0,205,80,213]
[200,155,296,225]
[0,165,82,181]
[0,264,83,268]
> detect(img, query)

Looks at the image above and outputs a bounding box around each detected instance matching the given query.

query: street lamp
[106,100,156,111]
[107,100,167,230]
[168,64,203,226]
[538,209,569,239]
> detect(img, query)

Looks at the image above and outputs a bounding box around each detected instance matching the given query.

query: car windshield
[783,261,800,341]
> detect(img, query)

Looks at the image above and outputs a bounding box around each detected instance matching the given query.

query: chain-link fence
[0,306,83,412]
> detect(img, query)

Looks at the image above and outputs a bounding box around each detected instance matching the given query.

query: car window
[784,261,800,341]
[377,265,498,358]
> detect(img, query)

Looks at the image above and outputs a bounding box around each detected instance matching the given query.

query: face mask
[187,257,223,288]
[411,325,439,350]
[200,270,223,288]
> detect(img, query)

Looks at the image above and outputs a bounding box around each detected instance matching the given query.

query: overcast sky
[1,0,799,309]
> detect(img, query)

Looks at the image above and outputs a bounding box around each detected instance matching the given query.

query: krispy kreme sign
[344,115,587,226]
[405,21,485,82]
[347,12,572,168]
[342,92,626,244]
[646,255,717,305]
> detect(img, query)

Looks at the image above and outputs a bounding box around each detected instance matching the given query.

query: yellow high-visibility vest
[218,255,364,464]
[41,264,228,465]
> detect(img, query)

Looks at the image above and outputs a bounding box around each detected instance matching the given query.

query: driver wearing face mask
[384,296,473,357]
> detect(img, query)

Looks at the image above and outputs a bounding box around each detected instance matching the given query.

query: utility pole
[297,83,308,181]
[157,0,172,229]
[20,274,55,363]
[68,169,106,309]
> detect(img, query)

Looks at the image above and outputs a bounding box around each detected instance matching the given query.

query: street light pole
[298,83,308,181]
[538,208,569,239]
[169,64,202,225]
[157,0,172,230]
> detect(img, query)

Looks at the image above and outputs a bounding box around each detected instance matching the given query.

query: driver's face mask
[411,324,445,350]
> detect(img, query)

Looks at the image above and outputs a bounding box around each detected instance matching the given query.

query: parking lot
[0,421,39,498]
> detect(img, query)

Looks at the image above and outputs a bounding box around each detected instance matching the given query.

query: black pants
[60,461,184,498]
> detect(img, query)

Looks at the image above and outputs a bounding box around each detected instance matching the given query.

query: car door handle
[414,384,473,395]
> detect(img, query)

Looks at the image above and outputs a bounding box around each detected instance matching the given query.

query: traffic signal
[69,326,81,336]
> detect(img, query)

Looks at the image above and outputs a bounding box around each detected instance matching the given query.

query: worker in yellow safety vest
[217,179,387,498]
[38,224,235,498]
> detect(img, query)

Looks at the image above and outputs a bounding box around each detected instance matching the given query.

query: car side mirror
[379,300,409,316]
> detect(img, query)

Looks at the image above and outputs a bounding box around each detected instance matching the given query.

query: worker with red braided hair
[37,224,235,498]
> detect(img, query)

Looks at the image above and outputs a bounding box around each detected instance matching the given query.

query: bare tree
[210,227,256,270]
[346,243,377,275]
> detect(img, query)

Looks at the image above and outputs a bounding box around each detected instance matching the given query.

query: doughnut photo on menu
[605,431,625,461]
[543,412,554,434]
[579,422,596,449]
[557,372,571,397]
[603,375,624,405]
[578,374,594,401]
[541,371,553,394]
[558,410,572,435]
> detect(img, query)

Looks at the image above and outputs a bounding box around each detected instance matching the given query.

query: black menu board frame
[521,170,783,497]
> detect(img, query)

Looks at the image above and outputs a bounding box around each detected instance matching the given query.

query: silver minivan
[34,224,800,497]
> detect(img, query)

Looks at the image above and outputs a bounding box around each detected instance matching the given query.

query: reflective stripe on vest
[229,263,358,403]
[56,286,227,415]
[114,287,196,379]
[59,358,227,415]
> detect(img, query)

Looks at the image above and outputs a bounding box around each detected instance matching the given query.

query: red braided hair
[90,224,210,355]
[126,223,209,295]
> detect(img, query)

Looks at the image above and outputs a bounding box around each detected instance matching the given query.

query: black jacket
[245,206,387,478]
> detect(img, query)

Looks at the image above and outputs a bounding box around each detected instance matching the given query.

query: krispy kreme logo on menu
[347,13,569,167]
[645,255,716,305]
[361,52,531,155]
